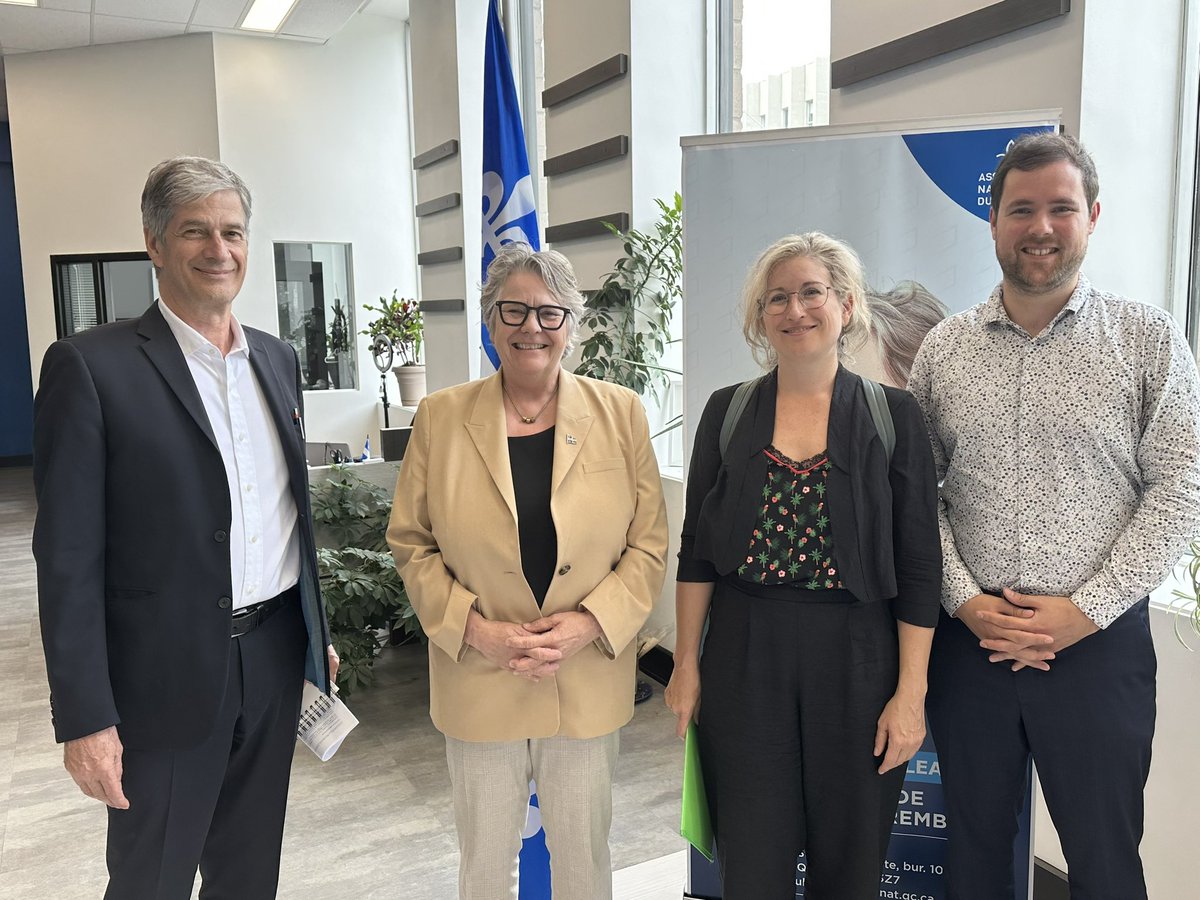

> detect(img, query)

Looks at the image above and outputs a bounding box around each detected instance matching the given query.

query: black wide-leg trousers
[697,582,905,900]
[104,597,308,900]
[926,599,1155,900]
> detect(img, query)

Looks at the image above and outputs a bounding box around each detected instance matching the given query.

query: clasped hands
[465,608,603,682]
[963,588,1099,672]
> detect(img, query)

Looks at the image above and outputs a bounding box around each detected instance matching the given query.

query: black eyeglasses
[496,301,571,330]
[760,283,835,315]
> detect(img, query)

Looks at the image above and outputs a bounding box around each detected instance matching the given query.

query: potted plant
[311,465,425,695]
[362,291,425,406]
[1170,540,1200,649]
[575,192,683,434]
[326,297,353,390]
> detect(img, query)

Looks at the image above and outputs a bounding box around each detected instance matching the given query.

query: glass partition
[274,242,356,391]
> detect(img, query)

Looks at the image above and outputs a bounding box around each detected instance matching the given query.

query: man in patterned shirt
[908,132,1200,899]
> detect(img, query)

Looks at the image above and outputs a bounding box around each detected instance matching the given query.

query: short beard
[998,246,1085,296]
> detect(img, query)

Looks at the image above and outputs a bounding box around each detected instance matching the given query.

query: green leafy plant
[1169,541,1200,649]
[575,193,682,403]
[362,291,423,366]
[327,297,351,354]
[311,466,424,695]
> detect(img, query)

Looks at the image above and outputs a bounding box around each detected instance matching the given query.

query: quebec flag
[481,0,540,371]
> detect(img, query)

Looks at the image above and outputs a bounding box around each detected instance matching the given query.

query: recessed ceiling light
[0,1,40,7]
[240,0,299,33]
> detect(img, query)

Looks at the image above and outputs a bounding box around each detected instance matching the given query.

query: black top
[739,446,843,590]
[509,427,557,607]
[678,366,942,627]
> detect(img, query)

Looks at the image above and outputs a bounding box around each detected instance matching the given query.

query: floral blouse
[737,445,843,590]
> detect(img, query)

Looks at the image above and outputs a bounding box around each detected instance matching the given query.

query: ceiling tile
[92,15,188,46]
[95,0,197,25]
[191,0,249,29]
[41,0,93,13]
[0,7,91,52]
[362,0,410,21]
[279,0,361,40]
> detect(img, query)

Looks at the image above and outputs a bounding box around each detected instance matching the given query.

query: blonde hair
[740,232,872,369]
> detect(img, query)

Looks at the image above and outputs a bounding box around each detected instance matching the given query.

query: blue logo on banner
[481,0,540,371]
[902,126,1054,221]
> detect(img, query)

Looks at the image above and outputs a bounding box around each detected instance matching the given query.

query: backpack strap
[718,376,763,460]
[719,374,895,464]
[860,376,895,463]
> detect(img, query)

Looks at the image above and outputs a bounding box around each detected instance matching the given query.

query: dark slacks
[926,599,1155,900]
[104,596,308,900]
[697,582,905,900]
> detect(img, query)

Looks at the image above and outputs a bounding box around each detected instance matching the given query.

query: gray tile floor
[0,467,685,898]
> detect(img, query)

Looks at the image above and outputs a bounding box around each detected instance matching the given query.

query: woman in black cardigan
[665,233,942,899]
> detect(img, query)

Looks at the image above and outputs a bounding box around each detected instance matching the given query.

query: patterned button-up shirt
[908,274,1200,628]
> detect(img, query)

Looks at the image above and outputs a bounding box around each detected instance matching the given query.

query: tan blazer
[387,371,668,741]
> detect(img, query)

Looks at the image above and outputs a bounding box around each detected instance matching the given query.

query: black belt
[230,586,297,638]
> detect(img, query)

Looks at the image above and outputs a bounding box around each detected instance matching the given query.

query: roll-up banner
[679,113,1058,900]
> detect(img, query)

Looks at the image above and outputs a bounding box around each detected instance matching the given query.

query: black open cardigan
[677,366,942,628]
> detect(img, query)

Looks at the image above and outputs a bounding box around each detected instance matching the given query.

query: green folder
[680,721,714,861]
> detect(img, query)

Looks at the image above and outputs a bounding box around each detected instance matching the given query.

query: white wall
[1033,601,1200,897]
[829,0,1198,319]
[8,34,221,388]
[8,20,417,453]
[641,473,683,654]
[631,1,705,232]
[542,0,631,287]
[406,0,486,393]
[1142,603,1200,898]
[819,0,1200,885]
[1077,0,1189,313]
[211,14,417,450]
[830,0,1085,137]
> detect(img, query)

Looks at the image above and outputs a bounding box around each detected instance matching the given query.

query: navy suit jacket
[32,302,330,749]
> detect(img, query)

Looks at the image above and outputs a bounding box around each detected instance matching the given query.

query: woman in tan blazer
[388,244,668,900]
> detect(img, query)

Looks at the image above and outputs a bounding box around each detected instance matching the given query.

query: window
[51,253,155,338]
[719,0,830,133]
[1189,89,1200,351]
[274,242,357,391]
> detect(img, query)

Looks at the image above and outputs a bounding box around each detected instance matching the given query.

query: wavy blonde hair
[740,232,872,369]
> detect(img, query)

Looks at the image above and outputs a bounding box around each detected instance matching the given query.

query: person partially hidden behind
[32,156,337,899]
[909,131,1200,899]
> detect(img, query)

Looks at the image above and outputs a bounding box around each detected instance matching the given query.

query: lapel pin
[565,434,577,445]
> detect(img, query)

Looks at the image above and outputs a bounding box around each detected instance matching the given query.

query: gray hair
[141,157,252,243]
[740,232,872,369]
[865,281,949,386]
[480,243,586,354]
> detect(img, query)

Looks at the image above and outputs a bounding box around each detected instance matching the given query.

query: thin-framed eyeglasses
[759,283,836,315]
[496,300,571,330]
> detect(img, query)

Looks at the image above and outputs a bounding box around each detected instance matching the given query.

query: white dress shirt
[909,275,1200,628]
[158,299,300,610]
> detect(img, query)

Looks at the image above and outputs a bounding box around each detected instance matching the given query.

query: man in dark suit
[32,156,338,899]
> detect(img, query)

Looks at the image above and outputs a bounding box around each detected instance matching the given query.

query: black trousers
[104,596,308,900]
[697,582,905,900]
[926,600,1155,900]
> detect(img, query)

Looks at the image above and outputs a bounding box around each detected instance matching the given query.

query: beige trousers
[444,730,621,900]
